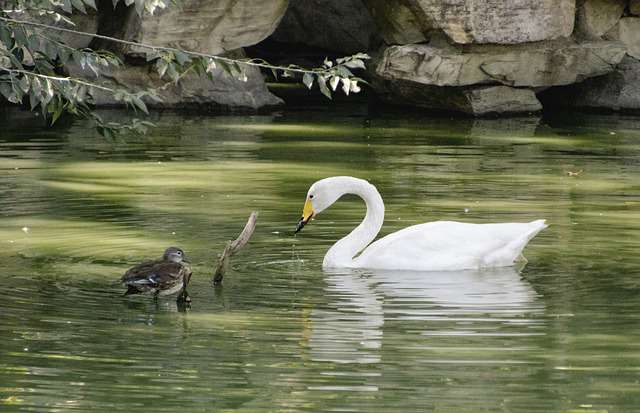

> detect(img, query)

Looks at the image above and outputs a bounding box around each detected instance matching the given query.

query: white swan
[294,176,547,271]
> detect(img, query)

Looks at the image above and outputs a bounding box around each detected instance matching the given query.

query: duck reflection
[308,266,542,364]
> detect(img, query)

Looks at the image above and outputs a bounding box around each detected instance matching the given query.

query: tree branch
[212,212,258,286]
[0,65,116,92]
[0,15,344,75]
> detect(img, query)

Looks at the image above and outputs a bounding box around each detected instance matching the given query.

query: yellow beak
[295,199,315,233]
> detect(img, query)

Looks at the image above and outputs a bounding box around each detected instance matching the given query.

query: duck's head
[163,247,188,263]
[294,177,359,234]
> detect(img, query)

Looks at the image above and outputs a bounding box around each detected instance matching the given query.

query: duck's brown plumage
[121,247,192,302]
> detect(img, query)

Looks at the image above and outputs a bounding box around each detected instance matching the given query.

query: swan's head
[294,177,361,234]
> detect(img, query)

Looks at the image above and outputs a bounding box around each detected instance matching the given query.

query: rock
[540,56,640,111]
[270,0,380,54]
[402,0,576,44]
[375,39,626,88]
[375,78,541,115]
[122,0,289,57]
[363,0,428,45]
[68,52,282,110]
[465,86,542,115]
[575,0,625,39]
[631,0,640,16]
[606,18,640,60]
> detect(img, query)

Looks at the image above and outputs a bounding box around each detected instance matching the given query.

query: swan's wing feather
[355,220,546,271]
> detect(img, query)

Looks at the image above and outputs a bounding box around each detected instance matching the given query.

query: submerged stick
[212,212,258,286]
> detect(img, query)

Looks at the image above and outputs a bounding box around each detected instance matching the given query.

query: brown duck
[121,247,192,303]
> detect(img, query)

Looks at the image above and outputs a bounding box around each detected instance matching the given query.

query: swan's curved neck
[323,180,385,268]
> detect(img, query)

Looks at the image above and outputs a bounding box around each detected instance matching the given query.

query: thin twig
[0,65,116,92]
[212,212,258,286]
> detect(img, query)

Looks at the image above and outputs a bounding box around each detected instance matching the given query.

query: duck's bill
[294,200,315,234]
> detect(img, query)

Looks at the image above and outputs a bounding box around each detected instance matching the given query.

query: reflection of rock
[540,56,640,111]
[469,117,541,138]
[375,39,626,88]
[363,0,428,45]
[402,0,575,44]
[270,0,380,54]
[121,0,289,57]
[632,0,640,16]
[68,53,282,110]
[575,0,625,39]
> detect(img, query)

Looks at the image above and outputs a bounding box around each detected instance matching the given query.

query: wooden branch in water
[212,212,258,286]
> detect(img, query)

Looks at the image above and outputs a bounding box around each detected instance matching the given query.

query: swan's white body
[298,176,547,271]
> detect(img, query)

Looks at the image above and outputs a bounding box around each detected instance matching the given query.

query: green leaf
[316,75,332,100]
[51,100,65,125]
[155,59,168,77]
[0,25,12,49]
[44,41,58,61]
[29,90,39,110]
[131,95,149,114]
[58,48,71,65]
[13,27,28,47]
[302,72,314,89]
[336,66,353,78]
[31,77,42,96]
[83,0,98,10]
[18,76,30,93]
[62,0,73,13]
[174,51,190,66]
[166,62,179,82]
[134,0,145,15]
[344,59,365,70]
[0,83,13,101]
[9,53,24,70]
[217,60,231,75]
[71,0,87,13]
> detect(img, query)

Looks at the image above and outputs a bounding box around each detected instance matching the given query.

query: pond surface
[1,107,640,412]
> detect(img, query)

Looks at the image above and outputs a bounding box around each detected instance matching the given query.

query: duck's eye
[177,251,182,255]
[309,194,314,199]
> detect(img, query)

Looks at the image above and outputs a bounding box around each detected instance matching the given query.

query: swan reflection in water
[307,266,543,365]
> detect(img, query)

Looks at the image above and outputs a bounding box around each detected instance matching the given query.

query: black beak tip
[294,218,307,234]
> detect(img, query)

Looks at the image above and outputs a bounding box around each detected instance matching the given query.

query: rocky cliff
[66,0,640,115]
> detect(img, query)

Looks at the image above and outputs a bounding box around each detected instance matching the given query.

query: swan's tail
[484,219,547,267]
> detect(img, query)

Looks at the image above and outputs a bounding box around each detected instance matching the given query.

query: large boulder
[540,56,640,111]
[363,0,429,45]
[122,0,289,57]
[605,18,640,60]
[375,39,626,88]
[575,0,625,39]
[269,0,380,54]
[402,0,576,44]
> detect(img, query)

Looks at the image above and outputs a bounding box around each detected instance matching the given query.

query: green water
[1,107,640,412]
